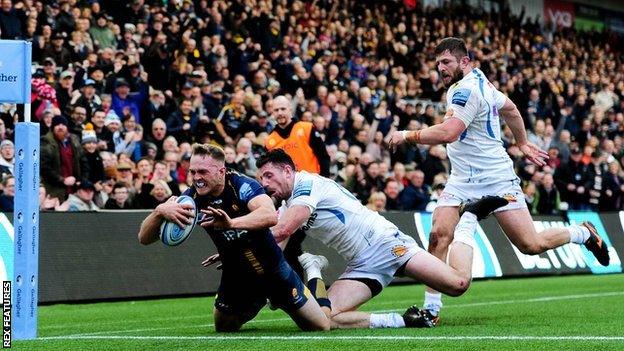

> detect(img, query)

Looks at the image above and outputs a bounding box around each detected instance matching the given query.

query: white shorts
[339,230,422,288]
[437,178,527,212]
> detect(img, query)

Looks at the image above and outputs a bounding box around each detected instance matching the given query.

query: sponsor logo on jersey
[292,180,312,199]
[451,88,471,107]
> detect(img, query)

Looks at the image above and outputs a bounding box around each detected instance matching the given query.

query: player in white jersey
[256,148,509,329]
[388,37,610,326]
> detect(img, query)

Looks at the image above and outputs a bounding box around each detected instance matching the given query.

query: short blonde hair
[191,143,225,162]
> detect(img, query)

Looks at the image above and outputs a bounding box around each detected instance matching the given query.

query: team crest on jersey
[451,88,471,107]
[292,288,299,299]
[502,194,517,203]
[268,138,276,147]
[391,245,408,258]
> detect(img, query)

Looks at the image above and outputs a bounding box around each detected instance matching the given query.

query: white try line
[36,335,624,342]
[57,290,624,338]
[39,290,619,331]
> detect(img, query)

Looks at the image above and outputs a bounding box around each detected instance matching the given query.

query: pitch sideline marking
[35,335,624,342]
[57,290,624,337]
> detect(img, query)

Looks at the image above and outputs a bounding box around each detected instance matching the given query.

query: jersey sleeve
[494,89,507,110]
[448,85,480,128]
[236,175,266,205]
[289,176,321,214]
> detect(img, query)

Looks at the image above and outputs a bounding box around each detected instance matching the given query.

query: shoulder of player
[291,172,317,198]
[228,169,260,187]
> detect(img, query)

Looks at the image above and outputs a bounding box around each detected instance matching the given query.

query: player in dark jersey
[138,143,329,332]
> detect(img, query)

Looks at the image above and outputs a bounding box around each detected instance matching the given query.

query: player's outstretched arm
[138,196,194,245]
[388,110,465,151]
[499,97,548,166]
[271,205,311,243]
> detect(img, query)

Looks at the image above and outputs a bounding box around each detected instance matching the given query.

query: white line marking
[35,335,624,342]
[56,291,624,338]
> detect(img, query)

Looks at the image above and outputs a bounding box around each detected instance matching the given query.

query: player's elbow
[442,131,461,144]
[138,231,155,245]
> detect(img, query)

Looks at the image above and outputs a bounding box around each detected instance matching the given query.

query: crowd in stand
[0,0,623,214]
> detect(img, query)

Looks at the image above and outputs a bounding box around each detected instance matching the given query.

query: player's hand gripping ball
[160,195,198,246]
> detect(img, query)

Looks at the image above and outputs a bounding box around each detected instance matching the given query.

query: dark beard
[442,68,463,88]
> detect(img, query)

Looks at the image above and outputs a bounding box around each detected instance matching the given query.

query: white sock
[423,292,443,316]
[568,225,590,244]
[452,212,478,249]
[305,265,322,281]
[369,313,406,328]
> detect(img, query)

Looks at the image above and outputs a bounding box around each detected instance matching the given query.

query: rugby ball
[160,195,198,246]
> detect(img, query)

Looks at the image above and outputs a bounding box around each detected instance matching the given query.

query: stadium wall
[3,210,621,303]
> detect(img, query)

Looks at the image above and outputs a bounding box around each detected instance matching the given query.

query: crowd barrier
[0,210,622,303]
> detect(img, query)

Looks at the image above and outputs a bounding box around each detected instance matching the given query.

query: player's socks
[567,224,590,244]
[298,253,328,281]
[451,212,478,249]
[307,278,331,309]
[423,292,442,316]
[369,313,406,328]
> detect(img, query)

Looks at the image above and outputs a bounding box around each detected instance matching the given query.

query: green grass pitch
[16,274,624,350]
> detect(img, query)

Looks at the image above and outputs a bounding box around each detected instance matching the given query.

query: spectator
[104,182,133,209]
[79,128,105,185]
[70,79,102,119]
[136,179,172,209]
[0,0,24,40]
[111,78,147,125]
[366,191,387,212]
[163,151,180,183]
[601,161,624,211]
[115,162,135,189]
[265,95,330,176]
[89,13,116,50]
[554,147,591,210]
[0,176,14,212]
[235,137,258,177]
[67,105,88,137]
[0,140,14,177]
[55,70,74,114]
[587,151,608,211]
[215,90,247,145]
[166,99,198,144]
[399,170,430,211]
[43,31,72,68]
[144,118,167,159]
[41,116,81,200]
[532,173,561,215]
[383,179,402,211]
[39,184,62,211]
[63,180,99,211]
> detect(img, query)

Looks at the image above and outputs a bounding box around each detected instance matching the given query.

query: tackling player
[138,144,329,332]
[256,149,509,329]
[388,37,610,326]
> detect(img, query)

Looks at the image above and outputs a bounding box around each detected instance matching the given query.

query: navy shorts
[214,259,309,317]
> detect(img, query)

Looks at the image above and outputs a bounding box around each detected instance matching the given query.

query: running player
[388,37,610,326]
[138,143,329,332]
[256,149,509,329]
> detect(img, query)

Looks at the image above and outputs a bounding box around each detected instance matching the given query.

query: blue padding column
[13,122,40,340]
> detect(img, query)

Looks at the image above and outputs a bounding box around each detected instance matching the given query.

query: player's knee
[448,278,471,297]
